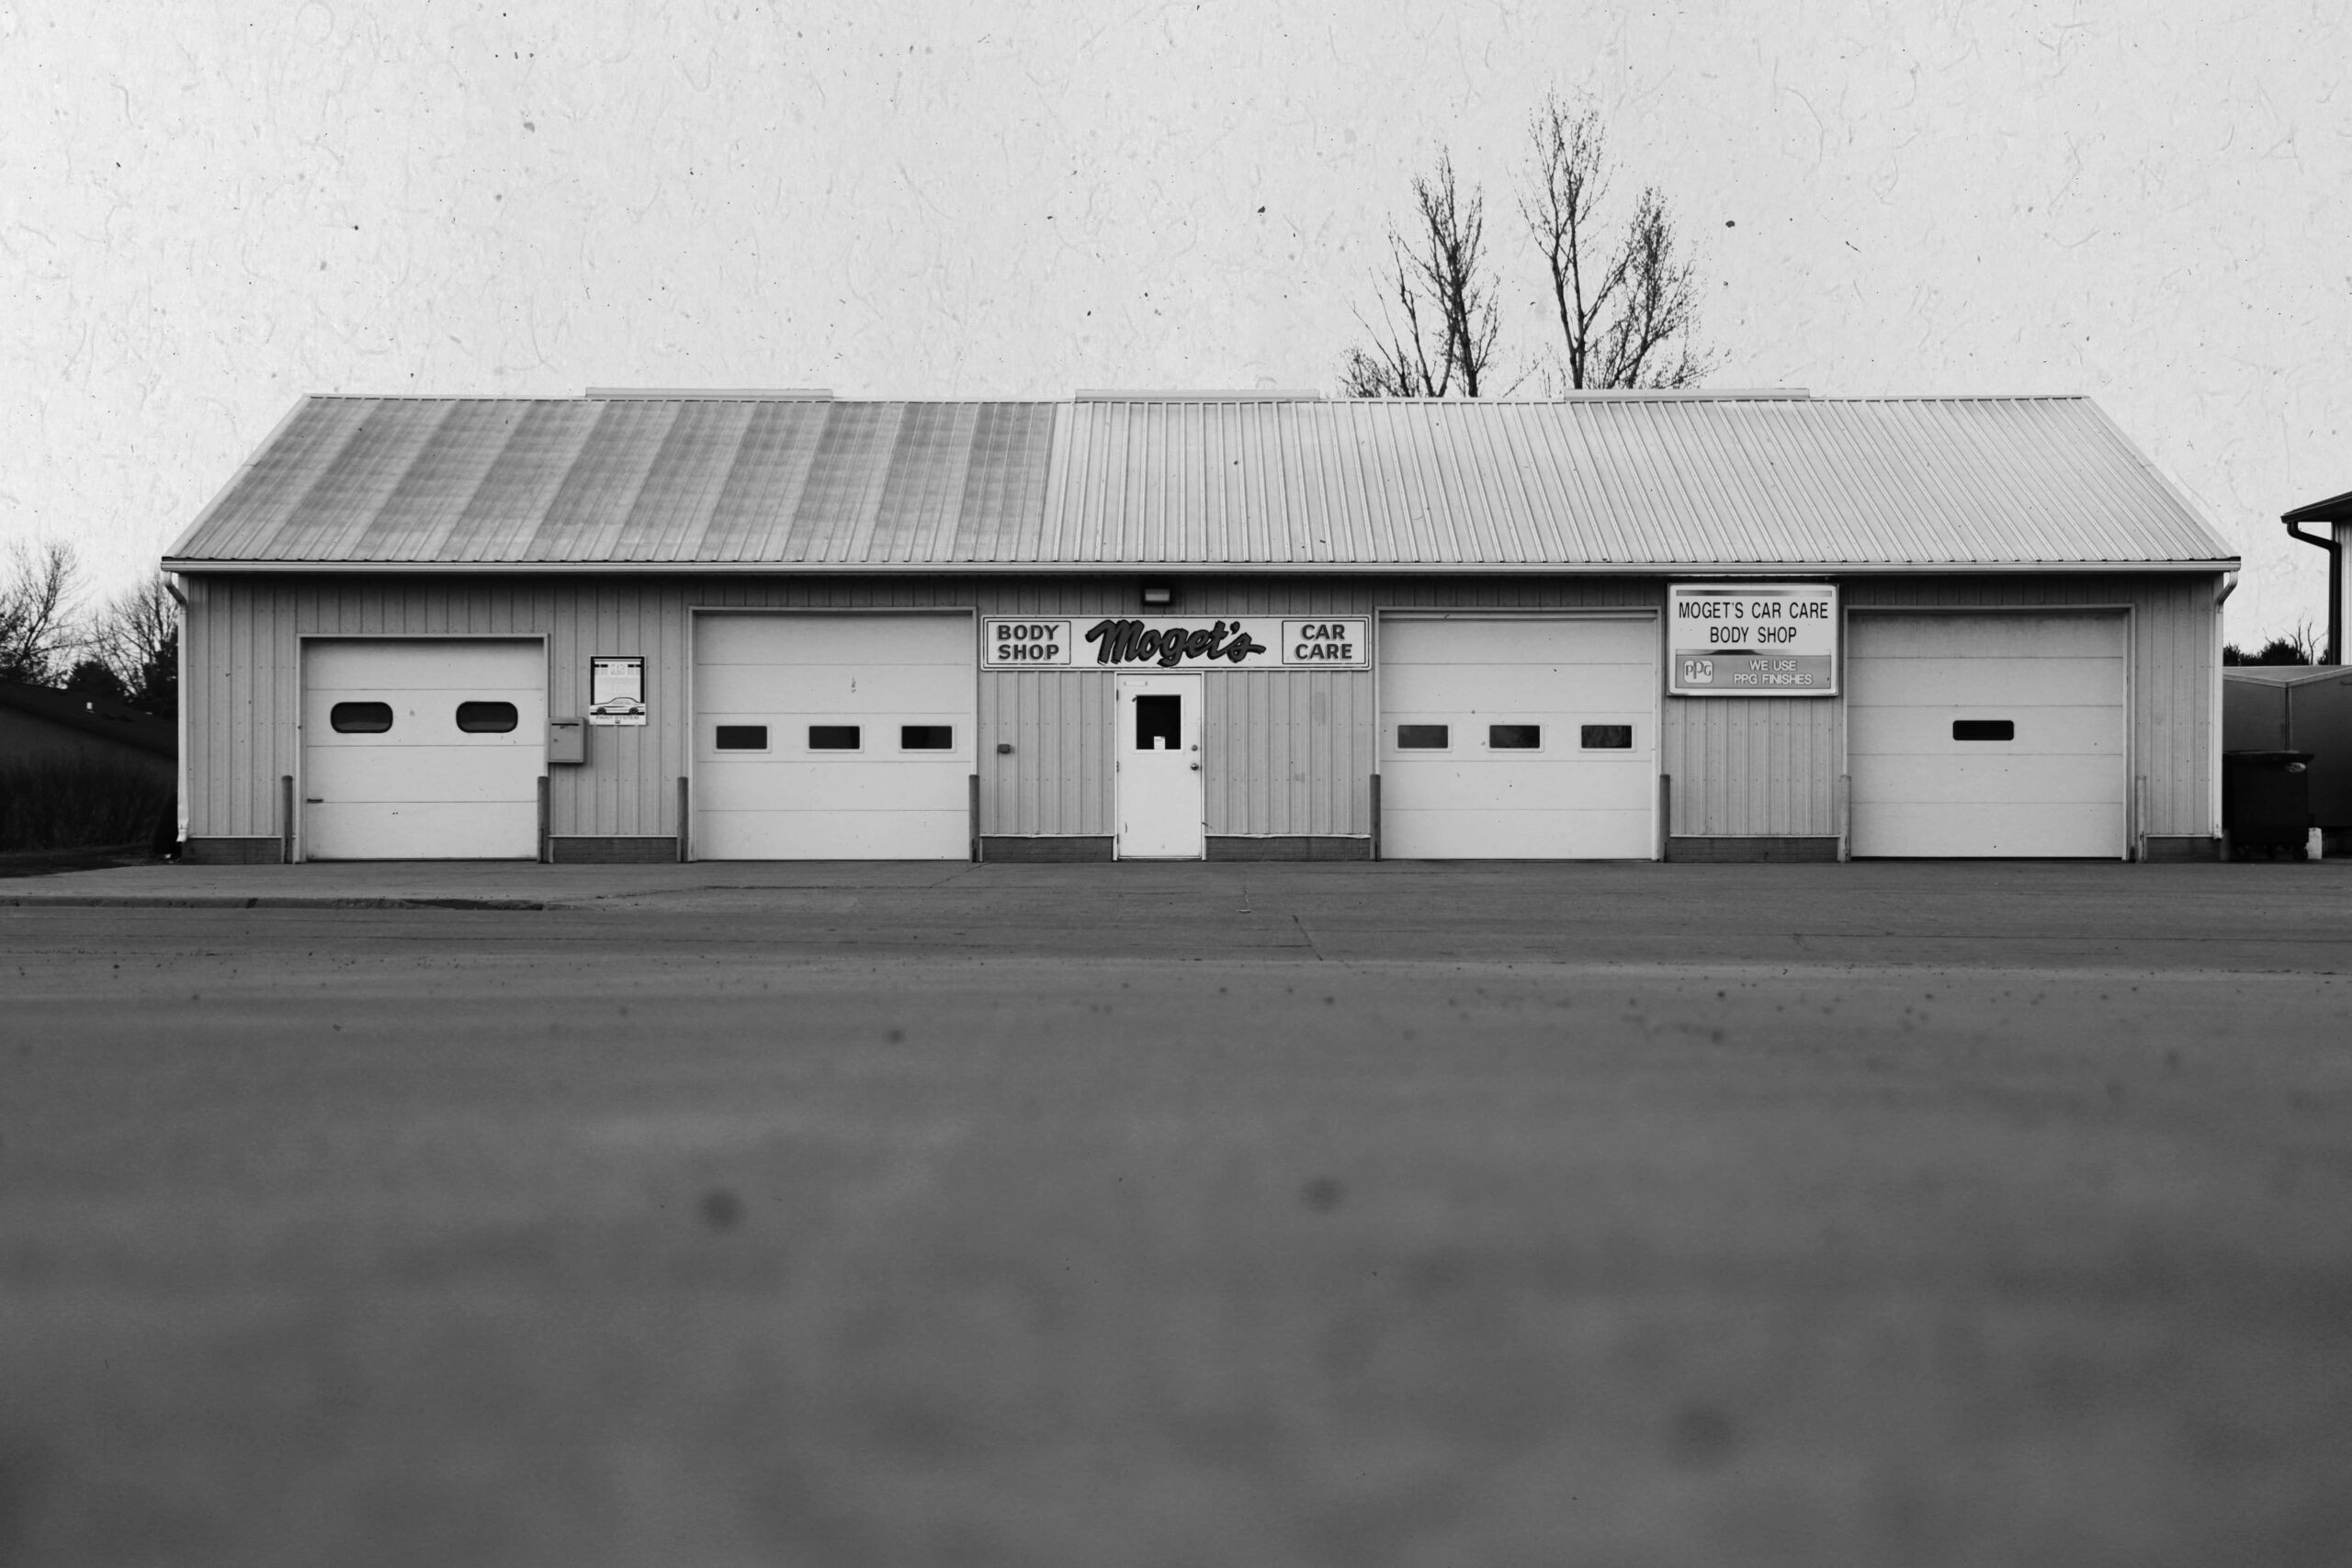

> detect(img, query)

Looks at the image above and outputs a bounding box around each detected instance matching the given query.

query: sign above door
[984,617,1369,671]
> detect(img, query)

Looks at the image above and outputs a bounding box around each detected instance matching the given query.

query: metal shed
[2222,663,2352,832]
[162,389,2238,864]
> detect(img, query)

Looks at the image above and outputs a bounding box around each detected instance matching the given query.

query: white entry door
[1115,673,1204,859]
[1380,615,1659,859]
[302,639,545,860]
[1848,612,2127,858]
[694,613,975,860]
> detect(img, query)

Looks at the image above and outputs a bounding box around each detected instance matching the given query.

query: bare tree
[89,571,180,716]
[1340,152,1501,399]
[0,539,84,686]
[2222,620,2322,667]
[1523,95,1711,390]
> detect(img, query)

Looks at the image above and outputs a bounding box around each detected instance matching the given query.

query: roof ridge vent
[1074,389,1328,402]
[585,388,835,400]
[1541,388,1811,400]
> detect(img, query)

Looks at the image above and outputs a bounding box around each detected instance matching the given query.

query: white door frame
[1114,671,1204,860]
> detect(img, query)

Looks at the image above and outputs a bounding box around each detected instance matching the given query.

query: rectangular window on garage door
[688,613,976,863]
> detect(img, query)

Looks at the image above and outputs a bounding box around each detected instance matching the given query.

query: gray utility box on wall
[2222,667,2352,829]
[548,717,586,765]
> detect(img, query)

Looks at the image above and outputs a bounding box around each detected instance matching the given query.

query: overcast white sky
[4,0,2345,642]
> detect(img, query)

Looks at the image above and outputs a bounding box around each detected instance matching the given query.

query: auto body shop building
[162,389,2238,864]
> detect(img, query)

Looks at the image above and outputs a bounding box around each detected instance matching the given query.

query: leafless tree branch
[0,540,84,686]
[1340,152,1499,399]
[1344,97,1713,399]
[89,571,180,716]
[1522,94,1713,391]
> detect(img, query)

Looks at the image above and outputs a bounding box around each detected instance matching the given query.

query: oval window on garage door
[330,701,394,733]
[455,701,519,733]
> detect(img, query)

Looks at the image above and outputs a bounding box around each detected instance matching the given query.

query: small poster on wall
[588,655,648,726]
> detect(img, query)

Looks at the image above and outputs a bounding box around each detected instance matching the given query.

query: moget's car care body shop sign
[1668,583,1839,695]
[984,617,1369,670]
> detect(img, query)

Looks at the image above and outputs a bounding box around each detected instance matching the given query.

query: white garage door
[302,639,545,860]
[1848,613,2127,858]
[694,614,973,860]
[1380,615,1658,859]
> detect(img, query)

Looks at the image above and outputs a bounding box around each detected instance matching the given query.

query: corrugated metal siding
[347,401,533,561]
[1838,574,2221,840]
[182,570,2222,847]
[190,574,1390,842]
[1031,398,2234,570]
[1204,671,1371,836]
[169,399,1061,570]
[698,401,829,562]
[982,672,1112,837]
[970,577,1376,839]
[1662,699,1839,837]
[169,395,2236,571]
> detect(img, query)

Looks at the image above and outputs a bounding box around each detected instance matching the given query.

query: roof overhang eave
[2281,490,2352,525]
[164,556,2244,577]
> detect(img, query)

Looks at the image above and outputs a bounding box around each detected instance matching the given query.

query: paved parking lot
[2,862,2348,1566]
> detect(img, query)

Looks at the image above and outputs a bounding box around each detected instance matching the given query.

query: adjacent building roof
[0,682,176,759]
[2222,664,2348,687]
[164,391,2237,574]
[2282,488,2352,524]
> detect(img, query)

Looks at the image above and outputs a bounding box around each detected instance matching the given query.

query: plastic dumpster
[2222,750,2313,858]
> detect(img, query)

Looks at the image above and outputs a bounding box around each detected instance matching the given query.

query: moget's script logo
[982,617,1367,670]
[1083,619,1269,667]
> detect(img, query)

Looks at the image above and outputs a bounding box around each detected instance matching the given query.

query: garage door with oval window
[1847,613,2127,858]
[301,639,547,860]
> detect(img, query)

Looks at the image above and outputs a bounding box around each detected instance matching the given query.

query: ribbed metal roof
[165,392,2235,572]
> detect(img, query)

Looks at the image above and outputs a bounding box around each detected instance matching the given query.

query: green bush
[0,753,175,852]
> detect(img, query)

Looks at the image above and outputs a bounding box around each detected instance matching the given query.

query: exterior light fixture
[1141,582,1175,608]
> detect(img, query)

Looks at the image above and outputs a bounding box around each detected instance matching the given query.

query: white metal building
[161,389,2238,864]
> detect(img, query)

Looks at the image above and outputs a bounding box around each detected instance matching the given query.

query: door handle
[1189,762,1200,771]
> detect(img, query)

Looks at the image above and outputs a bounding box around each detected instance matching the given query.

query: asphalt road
[2,862,2348,1566]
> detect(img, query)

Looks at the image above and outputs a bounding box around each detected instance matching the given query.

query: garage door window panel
[1378,617,1659,860]
[455,701,518,734]
[330,702,395,734]
[692,615,976,861]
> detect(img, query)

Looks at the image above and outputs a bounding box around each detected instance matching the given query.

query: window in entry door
[1135,694,1182,750]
